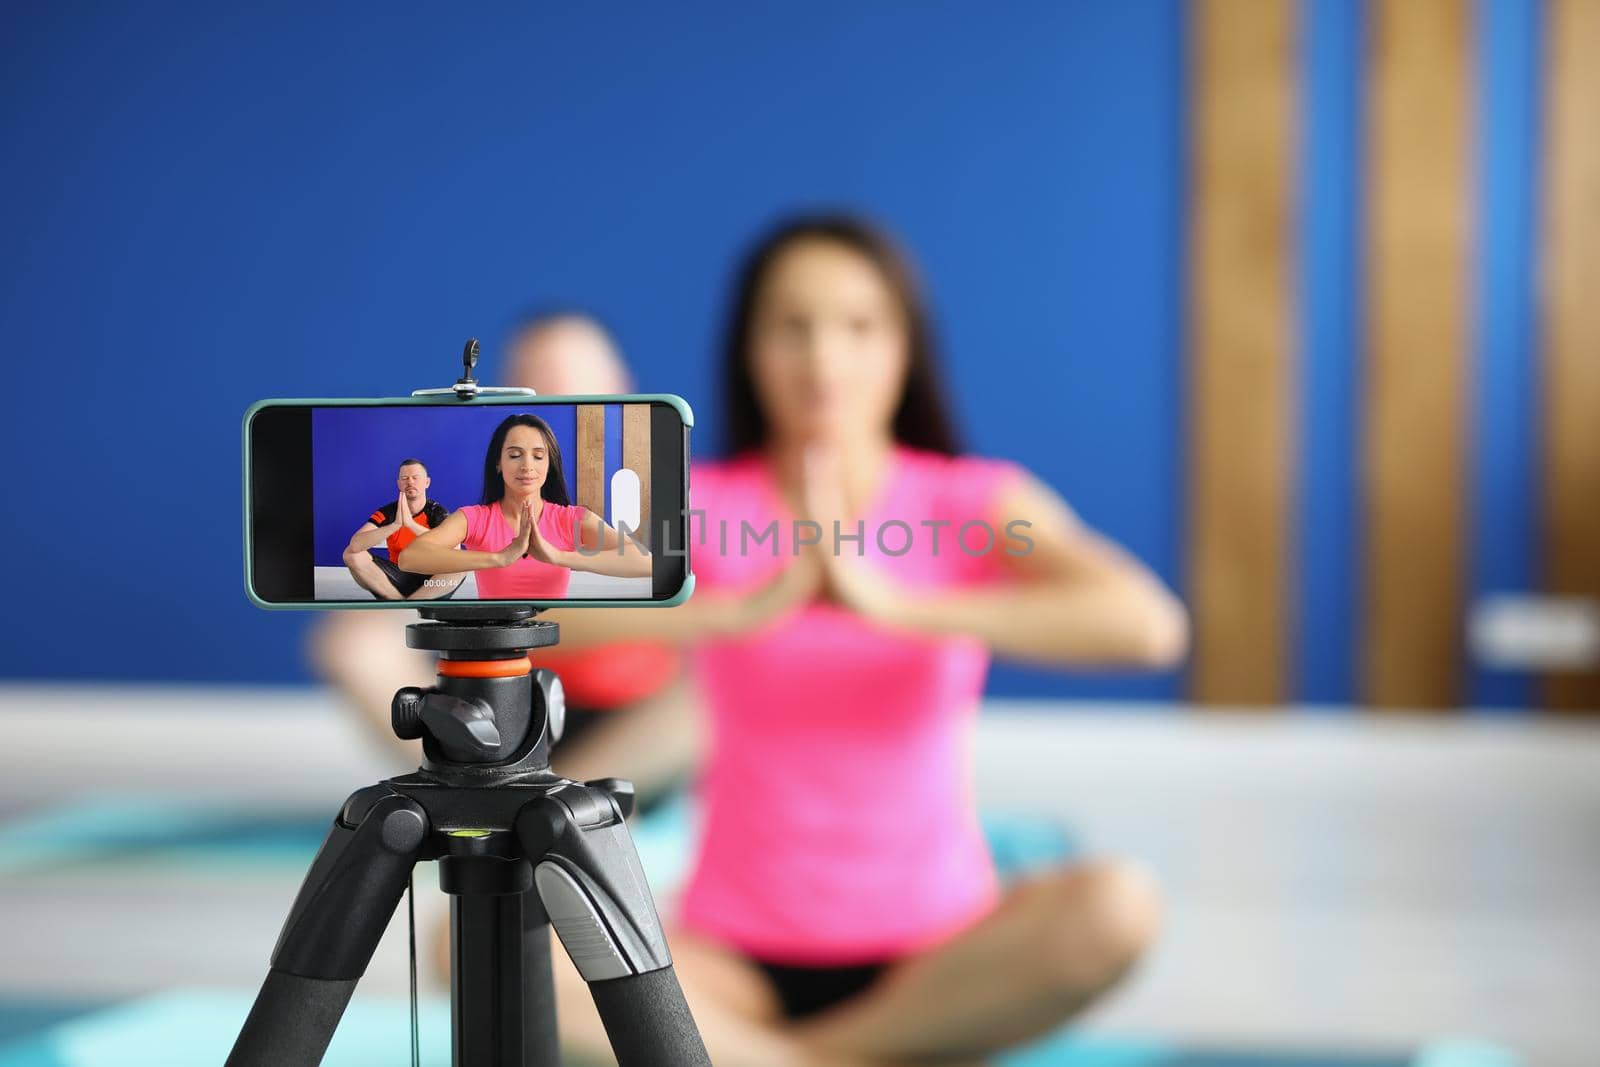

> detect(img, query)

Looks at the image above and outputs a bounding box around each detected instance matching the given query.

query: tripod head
[391,606,567,776]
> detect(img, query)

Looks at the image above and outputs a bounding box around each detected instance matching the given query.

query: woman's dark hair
[480,414,572,507]
[720,213,962,457]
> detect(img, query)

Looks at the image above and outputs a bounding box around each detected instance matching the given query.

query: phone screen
[246,398,691,606]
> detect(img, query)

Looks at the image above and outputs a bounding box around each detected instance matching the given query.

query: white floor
[313,565,652,600]
[1,685,1596,1065]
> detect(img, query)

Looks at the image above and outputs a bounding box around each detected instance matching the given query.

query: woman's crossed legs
[551,858,1160,1067]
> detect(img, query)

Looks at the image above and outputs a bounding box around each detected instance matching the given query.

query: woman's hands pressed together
[496,498,568,569]
[709,445,923,640]
[797,445,916,628]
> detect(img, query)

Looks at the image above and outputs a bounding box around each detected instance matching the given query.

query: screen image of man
[342,459,464,600]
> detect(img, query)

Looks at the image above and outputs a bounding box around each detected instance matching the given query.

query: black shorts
[368,556,456,600]
[753,959,889,1019]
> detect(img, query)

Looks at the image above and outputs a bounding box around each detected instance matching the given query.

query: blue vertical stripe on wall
[605,403,623,526]
[1297,0,1366,707]
[1468,0,1543,711]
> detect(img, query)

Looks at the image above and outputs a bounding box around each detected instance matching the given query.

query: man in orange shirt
[341,458,465,600]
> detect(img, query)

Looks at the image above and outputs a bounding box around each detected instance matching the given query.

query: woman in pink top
[398,412,651,596]
[549,217,1187,1066]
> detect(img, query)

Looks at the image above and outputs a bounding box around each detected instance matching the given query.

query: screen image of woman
[396,412,651,597]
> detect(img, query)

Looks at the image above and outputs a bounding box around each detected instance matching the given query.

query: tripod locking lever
[391,687,501,760]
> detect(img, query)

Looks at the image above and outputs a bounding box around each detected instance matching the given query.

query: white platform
[2,687,1597,1065]
[312,565,652,600]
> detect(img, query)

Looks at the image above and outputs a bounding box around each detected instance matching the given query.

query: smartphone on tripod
[245,393,693,609]
[230,375,710,1067]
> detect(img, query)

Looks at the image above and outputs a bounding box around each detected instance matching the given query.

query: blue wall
[2,2,1188,695]
[6,3,1547,705]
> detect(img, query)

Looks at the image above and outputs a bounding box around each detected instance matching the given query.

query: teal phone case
[242,393,696,611]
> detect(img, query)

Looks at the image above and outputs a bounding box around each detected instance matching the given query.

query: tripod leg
[518,789,711,1067]
[229,971,359,1067]
[586,967,707,1067]
[448,886,560,1067]
[227,787,428,1067]
[519,892,560,1064]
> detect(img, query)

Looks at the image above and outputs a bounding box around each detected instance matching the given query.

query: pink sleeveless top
[681,446,1025,964]
[458,500,586,599]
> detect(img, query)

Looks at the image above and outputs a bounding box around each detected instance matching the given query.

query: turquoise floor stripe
[0,990,1168,1067]
[0,791,1078,889]
[0,1004,107,1050]
[0,990,1521,1066]
[1412,1042,1524,1067]
[0,990,448,1067]
[0,795,328,877]
[0,796,228,877]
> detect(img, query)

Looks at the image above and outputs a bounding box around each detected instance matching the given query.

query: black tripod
[226,607,710,1066]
